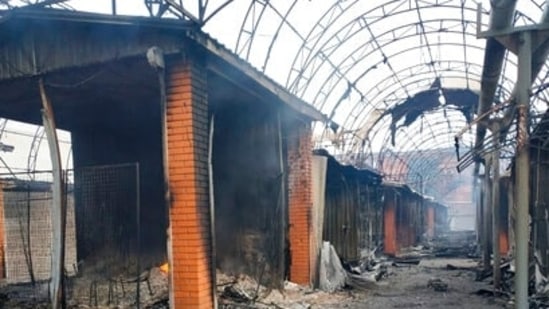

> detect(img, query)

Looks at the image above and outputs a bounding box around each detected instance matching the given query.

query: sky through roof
[1,0,549,187]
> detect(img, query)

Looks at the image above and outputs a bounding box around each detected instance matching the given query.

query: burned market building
[0,8,330,308]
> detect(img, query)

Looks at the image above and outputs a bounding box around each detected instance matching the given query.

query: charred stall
[383,183,424,256]
[424,198,449,240]
[211,69,319,289]
[313,150,383,263]
[0,9,169,306]
[0,8,328,307]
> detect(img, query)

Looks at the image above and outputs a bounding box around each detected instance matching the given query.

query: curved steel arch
[2,0,545,191]
[348,70,486,136]
[304,39,488,138]
[351,74,491,143]
[229,0,545,159]
[284,1,491,91]
[235,1,271,60]
[375,114,472,175]
[287,18,486,102]
[375,113,470,160]
[296,26,487,116]
[338,73,545,168]
[377,113,471,186]
[377,111,469,156]
[333,71,517,163]
[27,126,45,175]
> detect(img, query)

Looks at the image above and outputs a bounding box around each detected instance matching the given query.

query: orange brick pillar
[166,59,213,308]
[288,123,313,285]
[384,190,397,256]
[499,229,509,256]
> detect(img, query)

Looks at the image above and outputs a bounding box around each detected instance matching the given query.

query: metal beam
[478,20,549,305]
[474,0,516,158]
[491,121,502,290]
[515,30,532,309]
[474,2,516,269]
[482,161,492,271]
[480,3,549,140]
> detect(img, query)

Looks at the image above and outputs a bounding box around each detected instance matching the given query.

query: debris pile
[218,242,391,308]
[427,278,448,292]
[0,281,49,308]
[472,258,549,308]
[217,272,349,309]
[344,248,389,291]
[66,265,169,308]
[428,231,477,258]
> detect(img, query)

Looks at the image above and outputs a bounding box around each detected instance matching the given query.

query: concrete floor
[329,258,508,309]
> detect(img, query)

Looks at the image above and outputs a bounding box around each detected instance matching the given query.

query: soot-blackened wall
[213,101,285,287]
[71,94,166,269]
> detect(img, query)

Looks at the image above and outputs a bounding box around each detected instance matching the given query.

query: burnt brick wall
[287,122,313,285]
[166,58,213,308]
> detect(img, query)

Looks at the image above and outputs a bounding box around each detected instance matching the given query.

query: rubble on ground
[429,231,477,258]
[218,241,391,308]
[0,265,170,309]
[3,232,508,308]
[217,272,349,309]
[427,278,448,292]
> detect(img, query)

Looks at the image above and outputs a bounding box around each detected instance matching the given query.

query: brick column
[499,229,509,255]
[166,59,213,308]
[383,190,397,256]
[287,123,313,285]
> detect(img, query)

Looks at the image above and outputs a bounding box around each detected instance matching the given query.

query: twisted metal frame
[228,0,549,192]
[2,0,549,190]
